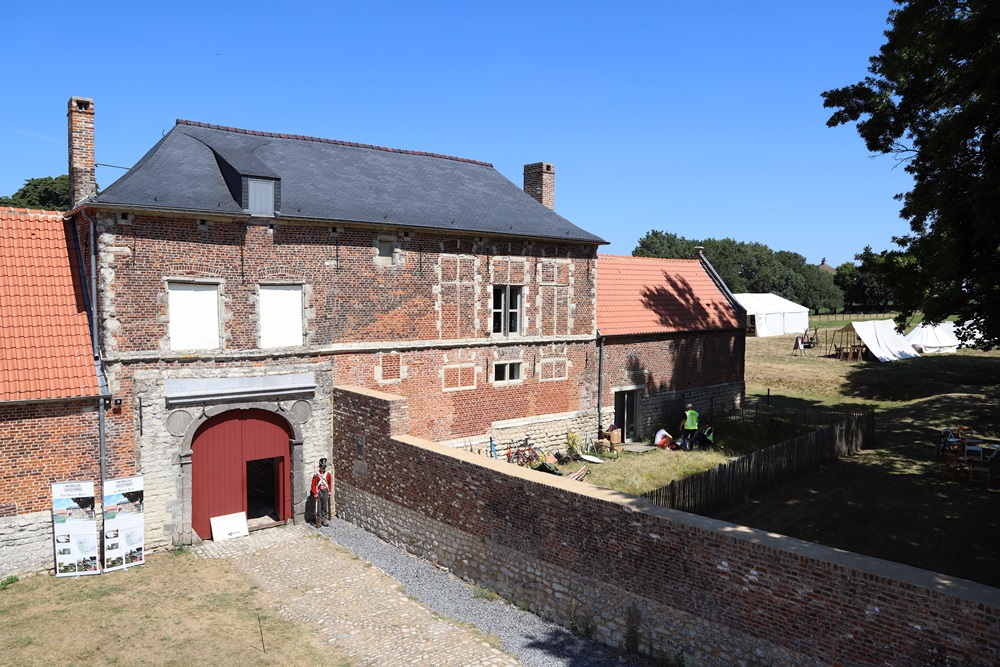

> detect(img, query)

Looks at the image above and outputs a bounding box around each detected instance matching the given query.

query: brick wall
[332,386,1000,666]
[89,213,597,353]
[601,331,745,438]
[1,400,102,577]
[1,401,102,514]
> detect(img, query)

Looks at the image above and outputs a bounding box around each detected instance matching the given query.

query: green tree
[632,230,697,259]
[821,0,1000,348]
[836,246,894,311]
[0,175,72,210]
[632,231,845,310]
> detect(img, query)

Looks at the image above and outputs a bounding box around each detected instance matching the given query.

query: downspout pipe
[76,208,108,497]
[597,329,605,437]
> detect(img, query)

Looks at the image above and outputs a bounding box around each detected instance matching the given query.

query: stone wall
[332,385,1000,666]
[125,360,333,546]
[0,511,53,579]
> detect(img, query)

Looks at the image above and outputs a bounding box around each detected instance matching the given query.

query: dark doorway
[246,458,279,523]
[614,390,639,442]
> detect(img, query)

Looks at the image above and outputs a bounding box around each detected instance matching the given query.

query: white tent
[733,293,809,337]
[849,320,921,362]
[905,321,959,354]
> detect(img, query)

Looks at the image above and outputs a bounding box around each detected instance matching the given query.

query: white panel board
[168,283,219,350]
[259,285,303,348]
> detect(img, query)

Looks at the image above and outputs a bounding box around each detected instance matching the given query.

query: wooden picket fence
[642,407,875,514]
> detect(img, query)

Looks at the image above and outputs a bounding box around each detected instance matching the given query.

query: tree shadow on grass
[709,389,1000,588]
[843,354,1000,404]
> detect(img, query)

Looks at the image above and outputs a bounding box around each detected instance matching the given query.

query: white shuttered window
[260,285,303,348]
[168,283,220,351]
[248,179,275,216]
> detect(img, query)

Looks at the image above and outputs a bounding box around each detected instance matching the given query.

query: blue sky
[1,1,909,267]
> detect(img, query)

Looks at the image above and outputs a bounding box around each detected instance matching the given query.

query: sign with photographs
[52,481,100,577]
[102,475,145,572]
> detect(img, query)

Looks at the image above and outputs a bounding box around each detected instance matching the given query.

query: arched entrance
[191,409,293,540]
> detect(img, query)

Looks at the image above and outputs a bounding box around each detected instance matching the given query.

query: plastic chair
[969,448,998,486]
[939,429,961,456]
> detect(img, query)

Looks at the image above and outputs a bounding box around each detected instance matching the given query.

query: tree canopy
[822,0,1000,348]
[633,230,843,313]
[0,175,72,210]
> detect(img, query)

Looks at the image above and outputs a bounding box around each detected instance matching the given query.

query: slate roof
[0,208,101,403]
[90,120,606,244]
[596,255,744,336]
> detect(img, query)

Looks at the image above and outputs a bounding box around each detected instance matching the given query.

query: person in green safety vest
[679,403,699,451]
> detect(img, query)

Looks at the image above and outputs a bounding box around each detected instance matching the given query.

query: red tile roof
[0,208,100,402]
[597,255,744,336]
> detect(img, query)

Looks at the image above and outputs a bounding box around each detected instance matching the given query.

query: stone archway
[176,402,305,543]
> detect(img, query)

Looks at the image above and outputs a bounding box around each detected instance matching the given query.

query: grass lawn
[714,330,1000,589]
[567,447,730,496]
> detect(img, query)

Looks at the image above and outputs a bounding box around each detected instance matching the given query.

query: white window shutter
[168,283,220,350]
[260,285,303,348]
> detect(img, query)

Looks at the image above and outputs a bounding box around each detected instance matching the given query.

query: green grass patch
[472,586,501,602]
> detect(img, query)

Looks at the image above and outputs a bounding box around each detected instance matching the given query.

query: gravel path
[319,518,648,667]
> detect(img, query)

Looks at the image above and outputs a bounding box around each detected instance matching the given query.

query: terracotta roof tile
[597,254,743,336]
[0,208,100,402]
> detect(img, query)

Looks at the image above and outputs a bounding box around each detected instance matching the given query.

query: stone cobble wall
[332,386,1000,667]
[0,511,54,579]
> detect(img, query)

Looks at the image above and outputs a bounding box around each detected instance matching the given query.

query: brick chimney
[68,96,96,206]
[523,162,554,210]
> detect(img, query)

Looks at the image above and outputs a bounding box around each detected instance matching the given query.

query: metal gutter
[695,246,748,330]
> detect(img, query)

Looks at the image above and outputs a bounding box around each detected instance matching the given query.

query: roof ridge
[175,119,494,168]
[1,206,65,218]
[598,253,698,261]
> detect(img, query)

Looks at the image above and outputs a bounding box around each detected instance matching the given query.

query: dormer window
[248,179,275,217]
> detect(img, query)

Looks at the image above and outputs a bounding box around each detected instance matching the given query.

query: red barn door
[191,409,292,540]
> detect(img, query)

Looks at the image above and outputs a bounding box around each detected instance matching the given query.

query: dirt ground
[0,549,352,667]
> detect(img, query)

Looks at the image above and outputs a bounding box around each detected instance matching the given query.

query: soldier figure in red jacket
[311,458,332,527]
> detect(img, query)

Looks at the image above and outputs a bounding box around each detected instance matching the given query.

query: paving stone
[193,524,520,666]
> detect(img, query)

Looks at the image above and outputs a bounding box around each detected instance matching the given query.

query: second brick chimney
[68,96,96,206]
[523,162,554,210]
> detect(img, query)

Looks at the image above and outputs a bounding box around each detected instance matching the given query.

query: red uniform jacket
[311,470,331,496]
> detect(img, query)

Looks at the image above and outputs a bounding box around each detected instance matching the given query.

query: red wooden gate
[191,409,292,540]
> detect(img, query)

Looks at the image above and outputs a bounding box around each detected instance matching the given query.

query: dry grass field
[712,329,1000,588]
[0,550,352,667]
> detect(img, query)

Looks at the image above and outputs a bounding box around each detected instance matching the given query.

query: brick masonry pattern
[332,386,1000,667]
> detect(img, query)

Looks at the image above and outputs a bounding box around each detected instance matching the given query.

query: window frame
[492,284,523,337]
[442,363,478,392]
[493,361,523,386]
[538,357,569,382]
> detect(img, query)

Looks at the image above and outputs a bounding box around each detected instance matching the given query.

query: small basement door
[191,409,292,540]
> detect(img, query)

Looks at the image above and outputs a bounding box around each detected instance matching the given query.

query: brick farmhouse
[2,97,745,571]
